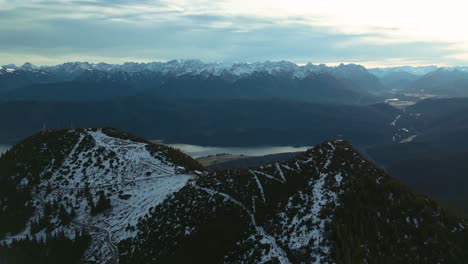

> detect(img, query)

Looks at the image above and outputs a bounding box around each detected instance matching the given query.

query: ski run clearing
[1,129,193,263]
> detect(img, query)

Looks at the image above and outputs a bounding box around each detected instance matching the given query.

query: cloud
[0,0,467,66]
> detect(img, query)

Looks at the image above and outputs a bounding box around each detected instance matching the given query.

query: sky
[1,0,468,67]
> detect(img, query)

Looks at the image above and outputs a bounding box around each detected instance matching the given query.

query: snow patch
[390,115,401,126]
[1,129,193,263]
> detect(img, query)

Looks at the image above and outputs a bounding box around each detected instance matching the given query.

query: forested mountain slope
[0,129,466,263]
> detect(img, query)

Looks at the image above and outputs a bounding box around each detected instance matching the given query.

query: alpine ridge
[0,60,376,82]
[0,129,467,263]
[120,140,468,263]
[0,128,202,263]
[0,60,383,97]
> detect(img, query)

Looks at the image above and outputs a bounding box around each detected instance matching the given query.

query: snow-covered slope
[0,128,200,263]
[121,140,468,264]
[1,129,467,263]
[121,141,347,263]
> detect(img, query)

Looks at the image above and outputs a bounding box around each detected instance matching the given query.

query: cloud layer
[1,0,467,66]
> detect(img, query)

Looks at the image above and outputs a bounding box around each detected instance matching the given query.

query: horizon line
[0,59,449,69]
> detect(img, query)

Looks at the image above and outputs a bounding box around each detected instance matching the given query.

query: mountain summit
[0,128,202,263]
[0,129,467,263]
[121,140,468,264]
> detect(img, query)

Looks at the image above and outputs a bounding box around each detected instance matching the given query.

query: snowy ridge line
[275,163,287,182]
[249,170,284,183]
[302,154,320,167]
[89,130,177,176]
[193,184,291,264]
[273,143,343,263]
[390,114,401,126]
[2,128,194,263]
[281,164,298,172]
[309,173,339,262]
[1,60,374,81]
[252,173,266,202]
[295,161,302,171]
[251,196,257,213]
[321,146,335,170]
[302,155,321,174]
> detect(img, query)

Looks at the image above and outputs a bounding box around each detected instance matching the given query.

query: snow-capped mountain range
[0,60,374,80]
[3,60,468,99]
[2,60,467,79]
[0,59,387,105]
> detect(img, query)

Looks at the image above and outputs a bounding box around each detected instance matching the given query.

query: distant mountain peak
[20,62,38,70]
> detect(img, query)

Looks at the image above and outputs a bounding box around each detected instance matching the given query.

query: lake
[0,143,313,159]
[167,144,312,158]
[0,144,11,155]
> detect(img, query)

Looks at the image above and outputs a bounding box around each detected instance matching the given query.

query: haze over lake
[168,144,311,158]
[0,141,311,158]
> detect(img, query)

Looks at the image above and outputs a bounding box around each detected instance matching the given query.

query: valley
[3,0,468,261]
[167,143,311,158]
[197,154,246,167]
[1,60,468,263]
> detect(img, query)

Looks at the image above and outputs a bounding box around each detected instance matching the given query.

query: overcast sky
[1,0,468,67]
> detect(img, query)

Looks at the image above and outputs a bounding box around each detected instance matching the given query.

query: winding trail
[72,220,119,264]
[30,196,118,264]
